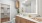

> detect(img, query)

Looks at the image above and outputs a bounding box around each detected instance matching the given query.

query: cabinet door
[27,20,35,23]
[20,18,27,23]
[15,16,20,23]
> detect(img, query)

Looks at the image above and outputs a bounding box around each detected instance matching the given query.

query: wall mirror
[19,0,37,14]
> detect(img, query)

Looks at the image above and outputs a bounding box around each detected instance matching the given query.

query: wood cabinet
[26,20,35,23]
[15,16,20,23]
[1,17,10,22]
[0,18,1,23]
[15,16,36,23]
[20,18,27,23]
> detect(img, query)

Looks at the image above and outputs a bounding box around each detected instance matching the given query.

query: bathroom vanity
[15,15,42,23]
[15,0,42,23]
[15,16,35,23]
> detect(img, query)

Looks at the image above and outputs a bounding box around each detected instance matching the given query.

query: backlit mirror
[19,0,37,14]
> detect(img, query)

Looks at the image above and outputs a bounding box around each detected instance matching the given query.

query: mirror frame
[19,0,38,14]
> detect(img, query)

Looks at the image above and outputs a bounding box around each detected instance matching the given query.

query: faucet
[36,15,41,17]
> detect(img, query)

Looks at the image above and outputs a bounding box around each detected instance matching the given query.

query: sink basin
[31,17,42,22]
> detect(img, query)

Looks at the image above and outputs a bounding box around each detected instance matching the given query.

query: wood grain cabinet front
[26,20,35,23]
[20,18,27,23]
[15,16,36,23]
[15,16,20,23]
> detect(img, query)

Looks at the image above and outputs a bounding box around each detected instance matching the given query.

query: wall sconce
[16,0,19,9]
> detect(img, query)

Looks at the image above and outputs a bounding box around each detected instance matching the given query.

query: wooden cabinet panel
[15,16,20,23]
[0,18,1,23]
[15,16,36,23]
[1,17,10,22]
[27,20,35,23]
[20,18,27,23]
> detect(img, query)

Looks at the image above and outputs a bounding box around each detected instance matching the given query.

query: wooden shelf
[1,17,10,22]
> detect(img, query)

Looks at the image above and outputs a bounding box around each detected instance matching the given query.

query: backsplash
[21,13,38,17]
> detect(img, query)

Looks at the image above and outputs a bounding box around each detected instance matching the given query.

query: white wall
[0,3,1,18]
[38,0,42,16]
[0,0,17,20]
[31,0,42,17]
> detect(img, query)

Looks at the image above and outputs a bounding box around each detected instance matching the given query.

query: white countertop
[16,15,42,23]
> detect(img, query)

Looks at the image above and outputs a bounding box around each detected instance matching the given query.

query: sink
[19,13,42,22]
[31,17,42,22]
